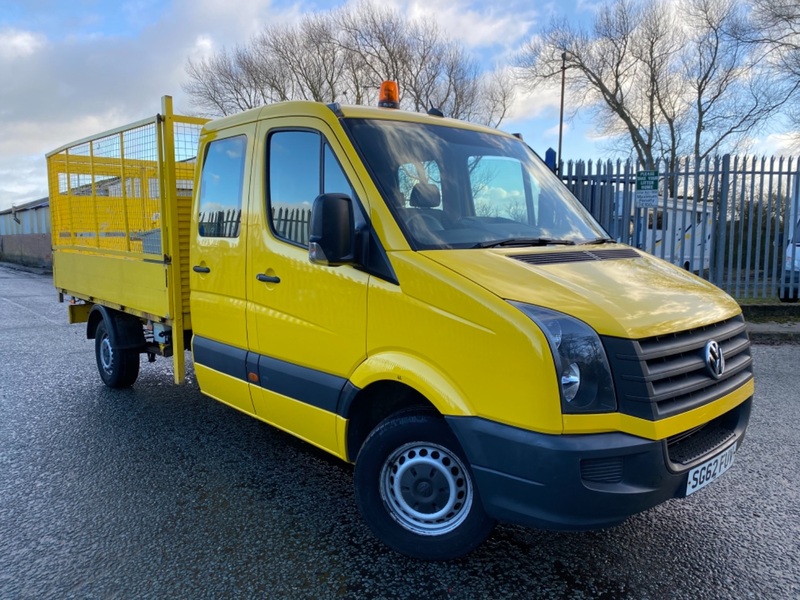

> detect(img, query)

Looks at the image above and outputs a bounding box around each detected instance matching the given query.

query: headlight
[510,302,616,414]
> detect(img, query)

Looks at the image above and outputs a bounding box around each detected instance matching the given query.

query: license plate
[685,443,737,496]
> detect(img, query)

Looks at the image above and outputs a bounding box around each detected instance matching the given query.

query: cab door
[246,118,370,455]
[190,127,256,415]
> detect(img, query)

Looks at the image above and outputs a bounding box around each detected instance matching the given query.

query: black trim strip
[336,381,361,418]
[193,336,355,416]
[257,355,347,414]
[193,336,248,381]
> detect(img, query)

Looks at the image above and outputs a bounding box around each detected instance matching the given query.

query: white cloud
[0,0,303,211]
[351,0,540,53]
[482,186,523,202]
[0,28,46,60]
[505,74,562,123]
[751,132,800,156]
[191,34,215,58]
[0,157,48,207]
[575,0,604,13]
[544,122,567,138]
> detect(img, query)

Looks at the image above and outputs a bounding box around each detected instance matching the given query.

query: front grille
[602,315,753,420]
[511,248,640,266]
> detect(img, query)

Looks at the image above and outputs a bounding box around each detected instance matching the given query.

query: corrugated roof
[0,197,49,215]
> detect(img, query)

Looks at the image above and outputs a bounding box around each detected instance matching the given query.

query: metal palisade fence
[560,155,800,301]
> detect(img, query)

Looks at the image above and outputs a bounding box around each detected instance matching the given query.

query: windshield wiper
[475,237,577,249]
[579,237,616,245]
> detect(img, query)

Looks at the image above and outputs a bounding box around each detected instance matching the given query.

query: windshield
[342,118,607,249]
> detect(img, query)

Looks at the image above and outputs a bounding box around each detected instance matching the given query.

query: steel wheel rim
[100,335,114,372]
[379,442,473,536]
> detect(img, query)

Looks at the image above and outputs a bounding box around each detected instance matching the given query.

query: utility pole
[557,52,567,175]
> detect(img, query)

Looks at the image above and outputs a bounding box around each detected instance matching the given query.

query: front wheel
[95,320,140,388]
[354,412,495,560]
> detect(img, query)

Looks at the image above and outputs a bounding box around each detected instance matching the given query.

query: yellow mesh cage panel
[47,117,203,257]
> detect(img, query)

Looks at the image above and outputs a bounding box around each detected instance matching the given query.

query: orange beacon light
[378,81,400,109]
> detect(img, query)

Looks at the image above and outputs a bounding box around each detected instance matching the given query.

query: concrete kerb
[740,304,800,344]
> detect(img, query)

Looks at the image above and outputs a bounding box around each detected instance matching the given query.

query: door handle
[193,265,211,273]
[256,273,281,284]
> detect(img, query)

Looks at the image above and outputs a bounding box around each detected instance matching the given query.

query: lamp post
[557,51,567,175]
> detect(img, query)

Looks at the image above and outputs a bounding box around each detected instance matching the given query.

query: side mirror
[309,193,356,266]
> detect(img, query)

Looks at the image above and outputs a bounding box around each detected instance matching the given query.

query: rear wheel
[354,411,495,560]
[95,320,140,388]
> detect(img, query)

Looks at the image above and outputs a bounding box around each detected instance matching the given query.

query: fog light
[562,362,581,402]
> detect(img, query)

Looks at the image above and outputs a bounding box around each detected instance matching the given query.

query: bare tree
[683,0,789,159]
[748,0,800,80]
[517,1,681,167]
[182,1,513,127]
[744,0,800,144]
[517,0,792,169]
[256,15,350,103]
[184,47,274,116]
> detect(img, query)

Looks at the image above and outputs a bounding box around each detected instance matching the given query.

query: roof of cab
[201,100,511,139]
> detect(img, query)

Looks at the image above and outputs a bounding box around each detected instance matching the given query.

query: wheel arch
[342,352,474,462]
[87,305,145,350]
[343,381,435,462]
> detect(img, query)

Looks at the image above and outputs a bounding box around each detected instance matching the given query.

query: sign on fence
[636,170,659,207]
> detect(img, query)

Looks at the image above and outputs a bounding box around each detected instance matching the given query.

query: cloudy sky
[0,0,795,211]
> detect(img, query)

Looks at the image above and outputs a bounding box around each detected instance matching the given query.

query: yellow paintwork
[562,379,754,438]
[194,363,255,415]
[242,115,370,456]
[422,245,741,339]
[188,121,254,367]
[363,254,564,432]
[47,98,207,383]
[53,251,171,318]
[50,97,753,467]
[247,116,369,372]
[67,302,92,324]
[249,386,340,455]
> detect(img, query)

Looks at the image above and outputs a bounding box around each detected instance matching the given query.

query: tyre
[354,411,495,560]
[95,320,140,388]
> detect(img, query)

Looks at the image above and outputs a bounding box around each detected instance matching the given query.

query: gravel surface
[1,264,798,599]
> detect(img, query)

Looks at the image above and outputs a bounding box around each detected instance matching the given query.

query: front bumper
[446,397,751,530]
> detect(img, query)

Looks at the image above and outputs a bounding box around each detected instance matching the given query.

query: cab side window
[197,136,246,238]
[268,131,356,246]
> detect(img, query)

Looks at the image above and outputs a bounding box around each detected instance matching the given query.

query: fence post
[713,154,731,286]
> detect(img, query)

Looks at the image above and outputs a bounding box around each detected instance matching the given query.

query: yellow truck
[47,91,754,560]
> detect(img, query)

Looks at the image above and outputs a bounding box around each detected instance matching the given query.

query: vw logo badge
[704,340,725,379]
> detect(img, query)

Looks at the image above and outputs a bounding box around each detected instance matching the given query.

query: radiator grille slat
[603,315,753,421]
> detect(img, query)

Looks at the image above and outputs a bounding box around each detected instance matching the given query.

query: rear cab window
[197,135,247,238]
